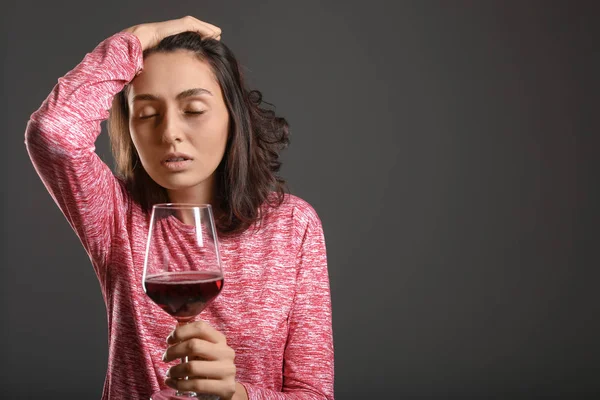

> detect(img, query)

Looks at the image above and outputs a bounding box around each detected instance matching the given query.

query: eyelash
[139,111,206,120]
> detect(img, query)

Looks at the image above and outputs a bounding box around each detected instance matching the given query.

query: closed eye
[138,111,204,120]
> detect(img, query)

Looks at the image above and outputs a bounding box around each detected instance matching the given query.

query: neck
[166,175,216,206]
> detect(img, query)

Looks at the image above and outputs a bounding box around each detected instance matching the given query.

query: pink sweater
[25,32,334,400]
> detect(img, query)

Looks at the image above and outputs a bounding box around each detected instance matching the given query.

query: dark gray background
[2,0,599,398]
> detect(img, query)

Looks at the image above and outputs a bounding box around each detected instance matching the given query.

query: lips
[161,152,193,164]
[161,152,193,171]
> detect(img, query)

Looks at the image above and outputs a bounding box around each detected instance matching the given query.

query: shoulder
[263,192,322,230]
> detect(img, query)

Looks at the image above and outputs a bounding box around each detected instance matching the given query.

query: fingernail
[165,367,171,377]
[162,351,167,362]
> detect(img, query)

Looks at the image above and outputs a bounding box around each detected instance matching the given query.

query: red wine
[144,271,224,322]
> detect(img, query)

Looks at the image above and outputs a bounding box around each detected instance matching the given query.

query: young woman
[25,16,334,400]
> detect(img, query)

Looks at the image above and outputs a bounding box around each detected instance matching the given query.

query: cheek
[128,120,140,146]
[128,129,142,153]
[128,125,154,162]
[192,115,229,156]
[129,118,152,143]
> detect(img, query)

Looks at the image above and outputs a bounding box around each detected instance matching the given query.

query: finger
[154,17,213,43]
[167,360,235,380]
[164,338,234,363]
[197,23,221,38]
[164,338,216,362]
[181,16,221,38]
[165,377,225,396]
[202,22,222,36]
[186,16,222,37]
[168,320,226,345]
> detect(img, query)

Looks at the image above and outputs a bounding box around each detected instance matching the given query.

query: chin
[153,174,213,192]
[158,180,200,191]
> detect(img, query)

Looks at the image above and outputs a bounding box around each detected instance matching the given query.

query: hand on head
[123,16,222,51]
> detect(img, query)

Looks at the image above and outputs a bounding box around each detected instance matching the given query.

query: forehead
[128,50,220,100]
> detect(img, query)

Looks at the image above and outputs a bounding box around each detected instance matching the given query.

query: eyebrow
[132,88,213,103]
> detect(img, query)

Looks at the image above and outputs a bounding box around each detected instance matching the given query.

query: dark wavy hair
[108,32,289,236]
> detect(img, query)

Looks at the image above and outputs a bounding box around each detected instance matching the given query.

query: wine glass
[143,203,224,400]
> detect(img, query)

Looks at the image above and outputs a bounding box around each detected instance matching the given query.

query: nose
[160,109,183,144]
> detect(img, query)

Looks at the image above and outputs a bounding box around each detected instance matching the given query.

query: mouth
[161,153,193,171]
[164,156,191,162]
[162,152,193,163]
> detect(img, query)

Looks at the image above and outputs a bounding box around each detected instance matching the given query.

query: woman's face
[127,50,229,195]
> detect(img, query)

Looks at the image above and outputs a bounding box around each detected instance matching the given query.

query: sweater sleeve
[241,206,335,400]
[24,32,143,283]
